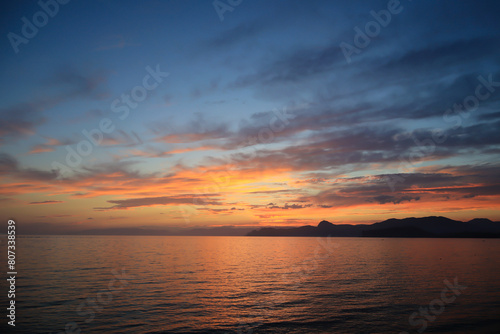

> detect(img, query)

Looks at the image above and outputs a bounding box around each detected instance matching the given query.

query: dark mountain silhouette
[247,216,500,238]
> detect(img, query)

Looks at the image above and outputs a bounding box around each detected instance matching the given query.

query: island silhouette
[246,216,500,238]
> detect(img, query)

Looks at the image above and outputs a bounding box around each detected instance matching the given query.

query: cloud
[29,200,63,205]
[101,130,143,147]
[0,68,108,143]
[372,195,420,205]
[267,203,313,210]
[249,189,296,194]
[0,100,49,142]
[232,41,346,88]
[94,193,223,211]
[28,137,74,155]
[294,163,500,209]
[196,207,242,215]
[478,111,500,121]
[378,37,500,74]
[49,67,108,100]
[152,113,231,143]
[0,152,60,181]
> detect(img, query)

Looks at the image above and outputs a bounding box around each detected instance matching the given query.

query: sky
[1,0,499,234]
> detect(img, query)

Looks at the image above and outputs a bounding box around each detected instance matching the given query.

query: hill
[246,216,500,238]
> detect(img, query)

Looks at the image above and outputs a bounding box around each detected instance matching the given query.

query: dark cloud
[0,152,60,181]
[478,111,500,121]
[267,203,313,210]
[372,195,420,205]
[378,37,500,74]
[216,112,500,176]
[29,200,63,205]
[0,153,17,174]
[0,69,108,142]
[49,67,108,100]
[95,194,223,211]
[0,100,48,142]
[232,42,346,88]
[295,163,500,209]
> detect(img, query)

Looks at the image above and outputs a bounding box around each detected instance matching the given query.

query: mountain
[246,216,500,238]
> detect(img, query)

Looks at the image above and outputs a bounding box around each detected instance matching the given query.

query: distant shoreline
[4,216,500,237]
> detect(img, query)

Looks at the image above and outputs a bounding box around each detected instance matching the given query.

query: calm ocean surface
[4,236,500,333]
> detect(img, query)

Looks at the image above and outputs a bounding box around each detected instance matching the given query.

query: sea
[3,236,500,333]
